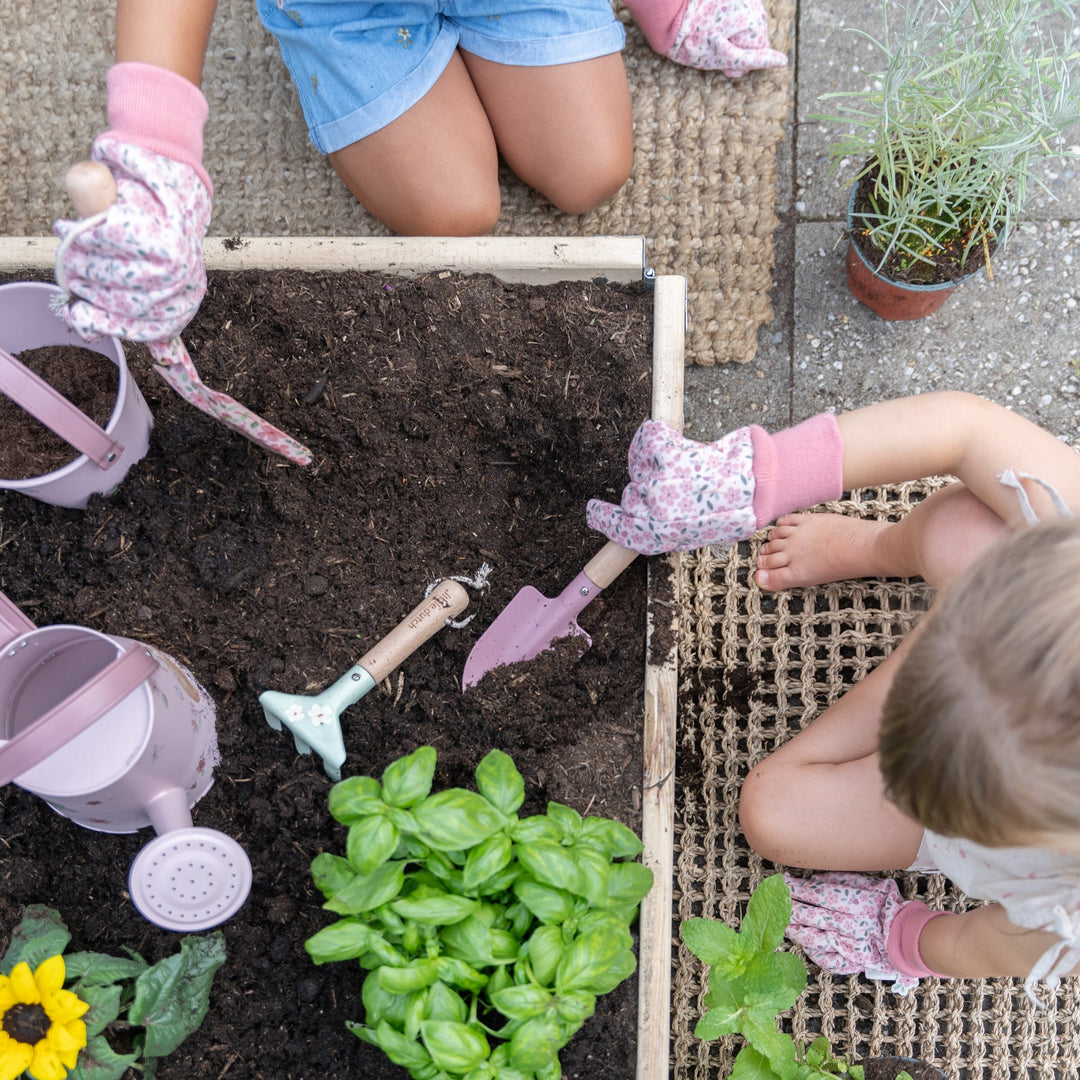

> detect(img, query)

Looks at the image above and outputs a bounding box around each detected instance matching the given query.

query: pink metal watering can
[0,590,251,931]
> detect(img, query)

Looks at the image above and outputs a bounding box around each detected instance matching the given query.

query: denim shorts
[255,0,627,154]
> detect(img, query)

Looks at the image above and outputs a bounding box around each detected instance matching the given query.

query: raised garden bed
[0,241,684,1080]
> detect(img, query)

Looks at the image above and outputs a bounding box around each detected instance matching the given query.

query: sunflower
[0,956,88,1080]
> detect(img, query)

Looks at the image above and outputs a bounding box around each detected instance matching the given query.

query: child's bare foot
[755,513,900,591]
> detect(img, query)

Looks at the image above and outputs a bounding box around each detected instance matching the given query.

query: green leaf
[67,1033,139,1080]
[325,860,406,915]
[555,924,630,993]
[412,789,509,851]
[379,960,440,995]
[475,750,526,816]
[328,775,385,823]
[578,818,643,859]
[440,915,496,966]
[730,1044,784,1080]
[490,984,552,1021]
[391,893,479,925]
[570,847,612,907]
[435,956,489,992]
[362,972,410,1027]
[514,843,585,896]
[693,1006,737,1042]
[347,815,399,875]
[424,980,469,1024]
[305,918,374,964]
[311,852,356,899]
[128,933,227,1058]
[545,802,582,840]
[741,1015,799,1080]
[680,917,748,971]
[510,816,561,845]
[579,947,636,995]
[78,984,123,1038]
[64,951,149,986]
[523,925,564,987]
[1,905,71,974]
[382,746,438,808]
[600,862,654,909]
[555,990,595,1026]
[513,880,575,926]
[507,1017,562,1074]
[421,1020,491,1074]
[463,834,514,891]
[740,874,793,956]
[372,1019,435,1072]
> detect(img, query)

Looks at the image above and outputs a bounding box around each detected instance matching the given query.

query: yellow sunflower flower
[0,956,88,1080]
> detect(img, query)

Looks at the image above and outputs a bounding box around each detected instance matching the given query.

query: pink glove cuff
[106,62,212,195]
[749,413,844,528]
[622,0,689,54]
[886,902,948,980]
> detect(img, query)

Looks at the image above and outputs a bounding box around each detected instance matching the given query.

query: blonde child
[587,391,1080,1000]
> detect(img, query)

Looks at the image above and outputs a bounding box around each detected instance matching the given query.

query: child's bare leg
[756,482,1008,592]
[460,51,633,215]
[329,52,502,236]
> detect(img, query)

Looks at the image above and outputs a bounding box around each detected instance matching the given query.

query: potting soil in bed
[0,269,655,1080]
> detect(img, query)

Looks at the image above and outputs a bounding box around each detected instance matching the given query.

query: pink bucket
[0,281,152,508]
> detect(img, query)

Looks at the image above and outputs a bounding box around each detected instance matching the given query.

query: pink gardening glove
[784,872,947,994]
[53,63,212,344]
[624,0,787,78]
[586,414,843,556]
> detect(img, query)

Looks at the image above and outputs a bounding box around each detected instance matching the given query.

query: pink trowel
[461,539,638,689]
[260,579,469,780]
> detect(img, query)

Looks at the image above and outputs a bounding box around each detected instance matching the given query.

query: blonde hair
[879,519,1080,847]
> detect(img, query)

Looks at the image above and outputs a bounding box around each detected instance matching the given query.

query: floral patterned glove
[53,63,212,344]
[624,0,788,77]
[586,414,843,556]
[784,872,947,994]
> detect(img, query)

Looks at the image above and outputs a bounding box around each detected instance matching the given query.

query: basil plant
[305,746,653,1080]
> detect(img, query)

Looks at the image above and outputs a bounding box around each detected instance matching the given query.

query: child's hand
[671,0,788,77]
[53,137,211,343]
[784,872,946,993]
[586,420,759,555]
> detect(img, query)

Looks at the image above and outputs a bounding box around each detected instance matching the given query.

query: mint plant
[1,904,225,1080]
[305,746,653,1080]
[681,874,912,1080]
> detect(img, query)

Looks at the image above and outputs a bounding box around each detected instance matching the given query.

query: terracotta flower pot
[845,184,991,321]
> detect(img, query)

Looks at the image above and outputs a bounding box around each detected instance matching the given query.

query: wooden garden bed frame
[0,234,685,1080]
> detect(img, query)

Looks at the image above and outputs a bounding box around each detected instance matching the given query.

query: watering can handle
[0,591,36,646]
[0,645,159,786]
[0,346,126,471]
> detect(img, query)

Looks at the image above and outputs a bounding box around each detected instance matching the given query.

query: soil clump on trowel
[0,268,655,1080]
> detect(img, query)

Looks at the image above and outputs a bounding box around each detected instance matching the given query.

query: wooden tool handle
[65,160,118,217]
[582,539,639,590]
[359,579,469,684]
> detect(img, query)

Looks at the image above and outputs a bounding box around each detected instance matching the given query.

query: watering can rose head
[0,955,88,1080]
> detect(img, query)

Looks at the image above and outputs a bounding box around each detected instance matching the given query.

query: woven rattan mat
[672,481,1080,1080]
[1,2,791,365]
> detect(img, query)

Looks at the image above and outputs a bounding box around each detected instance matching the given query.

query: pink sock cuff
[886,902,948,980]
[750,413,844,528]
[105,62,212,195]
[621,0,689,54]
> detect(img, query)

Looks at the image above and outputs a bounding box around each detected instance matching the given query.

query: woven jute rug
[672,481,1080,1080]
[1,2,791,365]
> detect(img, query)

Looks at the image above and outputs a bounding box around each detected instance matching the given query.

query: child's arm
[587,391,1080,554]
[116,0,217,85]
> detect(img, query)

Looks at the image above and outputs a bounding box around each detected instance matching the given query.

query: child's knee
[369,186,501,237]
[537,139,633,216]
[738,764,790,863]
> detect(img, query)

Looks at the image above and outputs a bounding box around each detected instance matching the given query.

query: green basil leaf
[373,1019,434,1072]
[514,843,585,896]
[489,985,552,1021]
[405,988,426,1041]
[489,929,521,963]
[463,834,514,891]
[390,893,479,925]
[362,973,409,1027]
[486,964,514,999]
[545,802,582,840]
[347,816,399,875]
[328,775,385,823]
[435,955,489,992]
[421,1020,491,1074]
[440,915,495,966]
[311,852,356,900]
[598,861,653,910]
[523,925,564,987]
[305,918,374,964]
[382,746,438,808]
[508,1017,563,1074]
[510,816,561,845]
[513,880,575,926]
[424,980,469,1024]
[379,960,440,994]
[475,749,526,815]
[578,818,644,859]
[555,925,629,994]
[412,789,509,851]
[570,847,611,907]
[325,860,406,915]
[579,947,637,995]
[555,990,595,1026]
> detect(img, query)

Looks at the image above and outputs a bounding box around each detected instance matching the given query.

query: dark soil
[0,345,119,477]
[849,166,999,286]
[859,1057,946,1080]
[0,268,656,1080]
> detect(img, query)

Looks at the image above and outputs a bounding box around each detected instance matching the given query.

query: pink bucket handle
[0,644,158,785]
[0,345,125,471]
[0,592,36,648]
